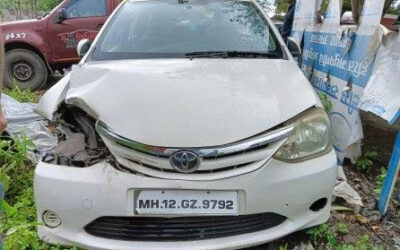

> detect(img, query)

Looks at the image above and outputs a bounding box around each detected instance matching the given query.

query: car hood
[46,59,318,147]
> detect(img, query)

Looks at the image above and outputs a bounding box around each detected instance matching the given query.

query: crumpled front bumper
[34,150,337,250]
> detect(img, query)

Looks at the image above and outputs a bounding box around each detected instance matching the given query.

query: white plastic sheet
[1,94,57,162]
[360,33,400,125]
[1,93,42,123]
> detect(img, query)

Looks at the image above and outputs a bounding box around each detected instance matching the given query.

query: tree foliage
[0,0,62,13]
[37,0,63,11]
[274,0,288,14]
[386,3,400,15]
[342,0,352,12]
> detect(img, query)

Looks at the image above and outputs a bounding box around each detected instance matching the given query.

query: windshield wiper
[224,51,281,58]
[185,51,281,59]
[185,51,228,58]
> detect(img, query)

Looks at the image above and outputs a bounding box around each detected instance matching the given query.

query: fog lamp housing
[42,210,62,228]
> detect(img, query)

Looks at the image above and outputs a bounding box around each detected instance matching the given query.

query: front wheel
[4,49,48,90]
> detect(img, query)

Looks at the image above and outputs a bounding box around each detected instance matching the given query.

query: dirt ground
[361,112,400,166]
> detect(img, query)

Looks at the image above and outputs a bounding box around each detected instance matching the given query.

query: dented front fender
[35,73,70,120]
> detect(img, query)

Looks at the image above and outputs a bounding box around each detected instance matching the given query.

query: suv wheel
[4,49,48,90]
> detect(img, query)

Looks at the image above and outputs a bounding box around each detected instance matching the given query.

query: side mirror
[77,39,92,58]
[287,37,301,58]
[56,8,67,23]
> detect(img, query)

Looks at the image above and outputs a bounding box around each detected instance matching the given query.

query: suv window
[66,0,107,18]
[92,0,283,60]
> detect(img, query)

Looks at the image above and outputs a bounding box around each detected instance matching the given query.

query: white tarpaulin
[360,33,400,125]
[1,94,58,162]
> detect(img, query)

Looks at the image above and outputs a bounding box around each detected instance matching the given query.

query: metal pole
[379,130,400,215]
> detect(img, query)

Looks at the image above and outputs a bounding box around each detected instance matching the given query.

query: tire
[4,49,48,90]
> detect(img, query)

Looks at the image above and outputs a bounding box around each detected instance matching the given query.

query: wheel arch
[4,42,54,75]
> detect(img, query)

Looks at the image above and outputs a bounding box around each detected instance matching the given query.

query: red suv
[1,0,122,90]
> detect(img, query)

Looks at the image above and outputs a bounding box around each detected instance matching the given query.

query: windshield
[91,0,284,60]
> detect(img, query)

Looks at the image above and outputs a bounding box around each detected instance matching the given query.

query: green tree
[0,0,62,13]
[37,0,63,12]
[343,0,352,12]
[275,0,288,14]
[386,3,400,15]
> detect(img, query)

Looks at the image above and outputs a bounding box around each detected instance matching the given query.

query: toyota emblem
[170,151,201,173]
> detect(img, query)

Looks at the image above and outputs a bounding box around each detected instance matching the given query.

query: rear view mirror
[287,37,301,58]
[56,8,67,24]
[77,39,92,58]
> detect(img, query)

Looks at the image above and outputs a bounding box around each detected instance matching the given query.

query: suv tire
[4,49,48,90]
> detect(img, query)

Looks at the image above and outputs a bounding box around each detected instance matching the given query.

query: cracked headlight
[273,108,332,162]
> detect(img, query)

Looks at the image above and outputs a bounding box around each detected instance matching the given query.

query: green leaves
[38,0,64,11]
[364,151,379,159]
[274,0,289,14]
[4,85,37,103]
[0,0,63,13]
[0,172,10,192]
[278,244,288,250]
[336,222,349,235]
[1,186,42,249]
[318,92,333,113]
[307,224,336,247]
[0,135,35,169]
[0,136,42,249]
[307,224,383,250]
[0,134,82,249]
[374,167,388,195]
[355,151,379,173]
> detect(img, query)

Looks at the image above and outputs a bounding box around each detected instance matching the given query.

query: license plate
[135,190,238,215]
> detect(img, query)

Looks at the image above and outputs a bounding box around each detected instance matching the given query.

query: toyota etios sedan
[34,0,337,249]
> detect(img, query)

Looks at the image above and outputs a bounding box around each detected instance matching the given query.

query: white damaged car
[34,0,338,249]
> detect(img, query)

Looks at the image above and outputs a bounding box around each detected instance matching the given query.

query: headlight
[273,108,332,162]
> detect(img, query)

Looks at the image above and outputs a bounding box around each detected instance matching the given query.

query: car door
[47,0,110,63]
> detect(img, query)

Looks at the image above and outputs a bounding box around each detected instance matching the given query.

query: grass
[355,151,379,173]
[374,167,388,195]
[0,87,79,249]
[307,224,383,250]
[336,222,349,235]
[307,223,337,247]
[0,136,44,249]
[0,136,81,250]
[3,85,38,103]
[278,244,288,250]
[318,92,333,113]
[1,85,42,249]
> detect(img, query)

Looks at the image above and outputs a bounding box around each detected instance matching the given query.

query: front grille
[127,155,259,174]
[107,137,276,175]
[85,213,286,241]
[96,121,293,179]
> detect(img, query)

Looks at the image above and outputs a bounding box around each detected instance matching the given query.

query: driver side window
[66,0,107,19]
